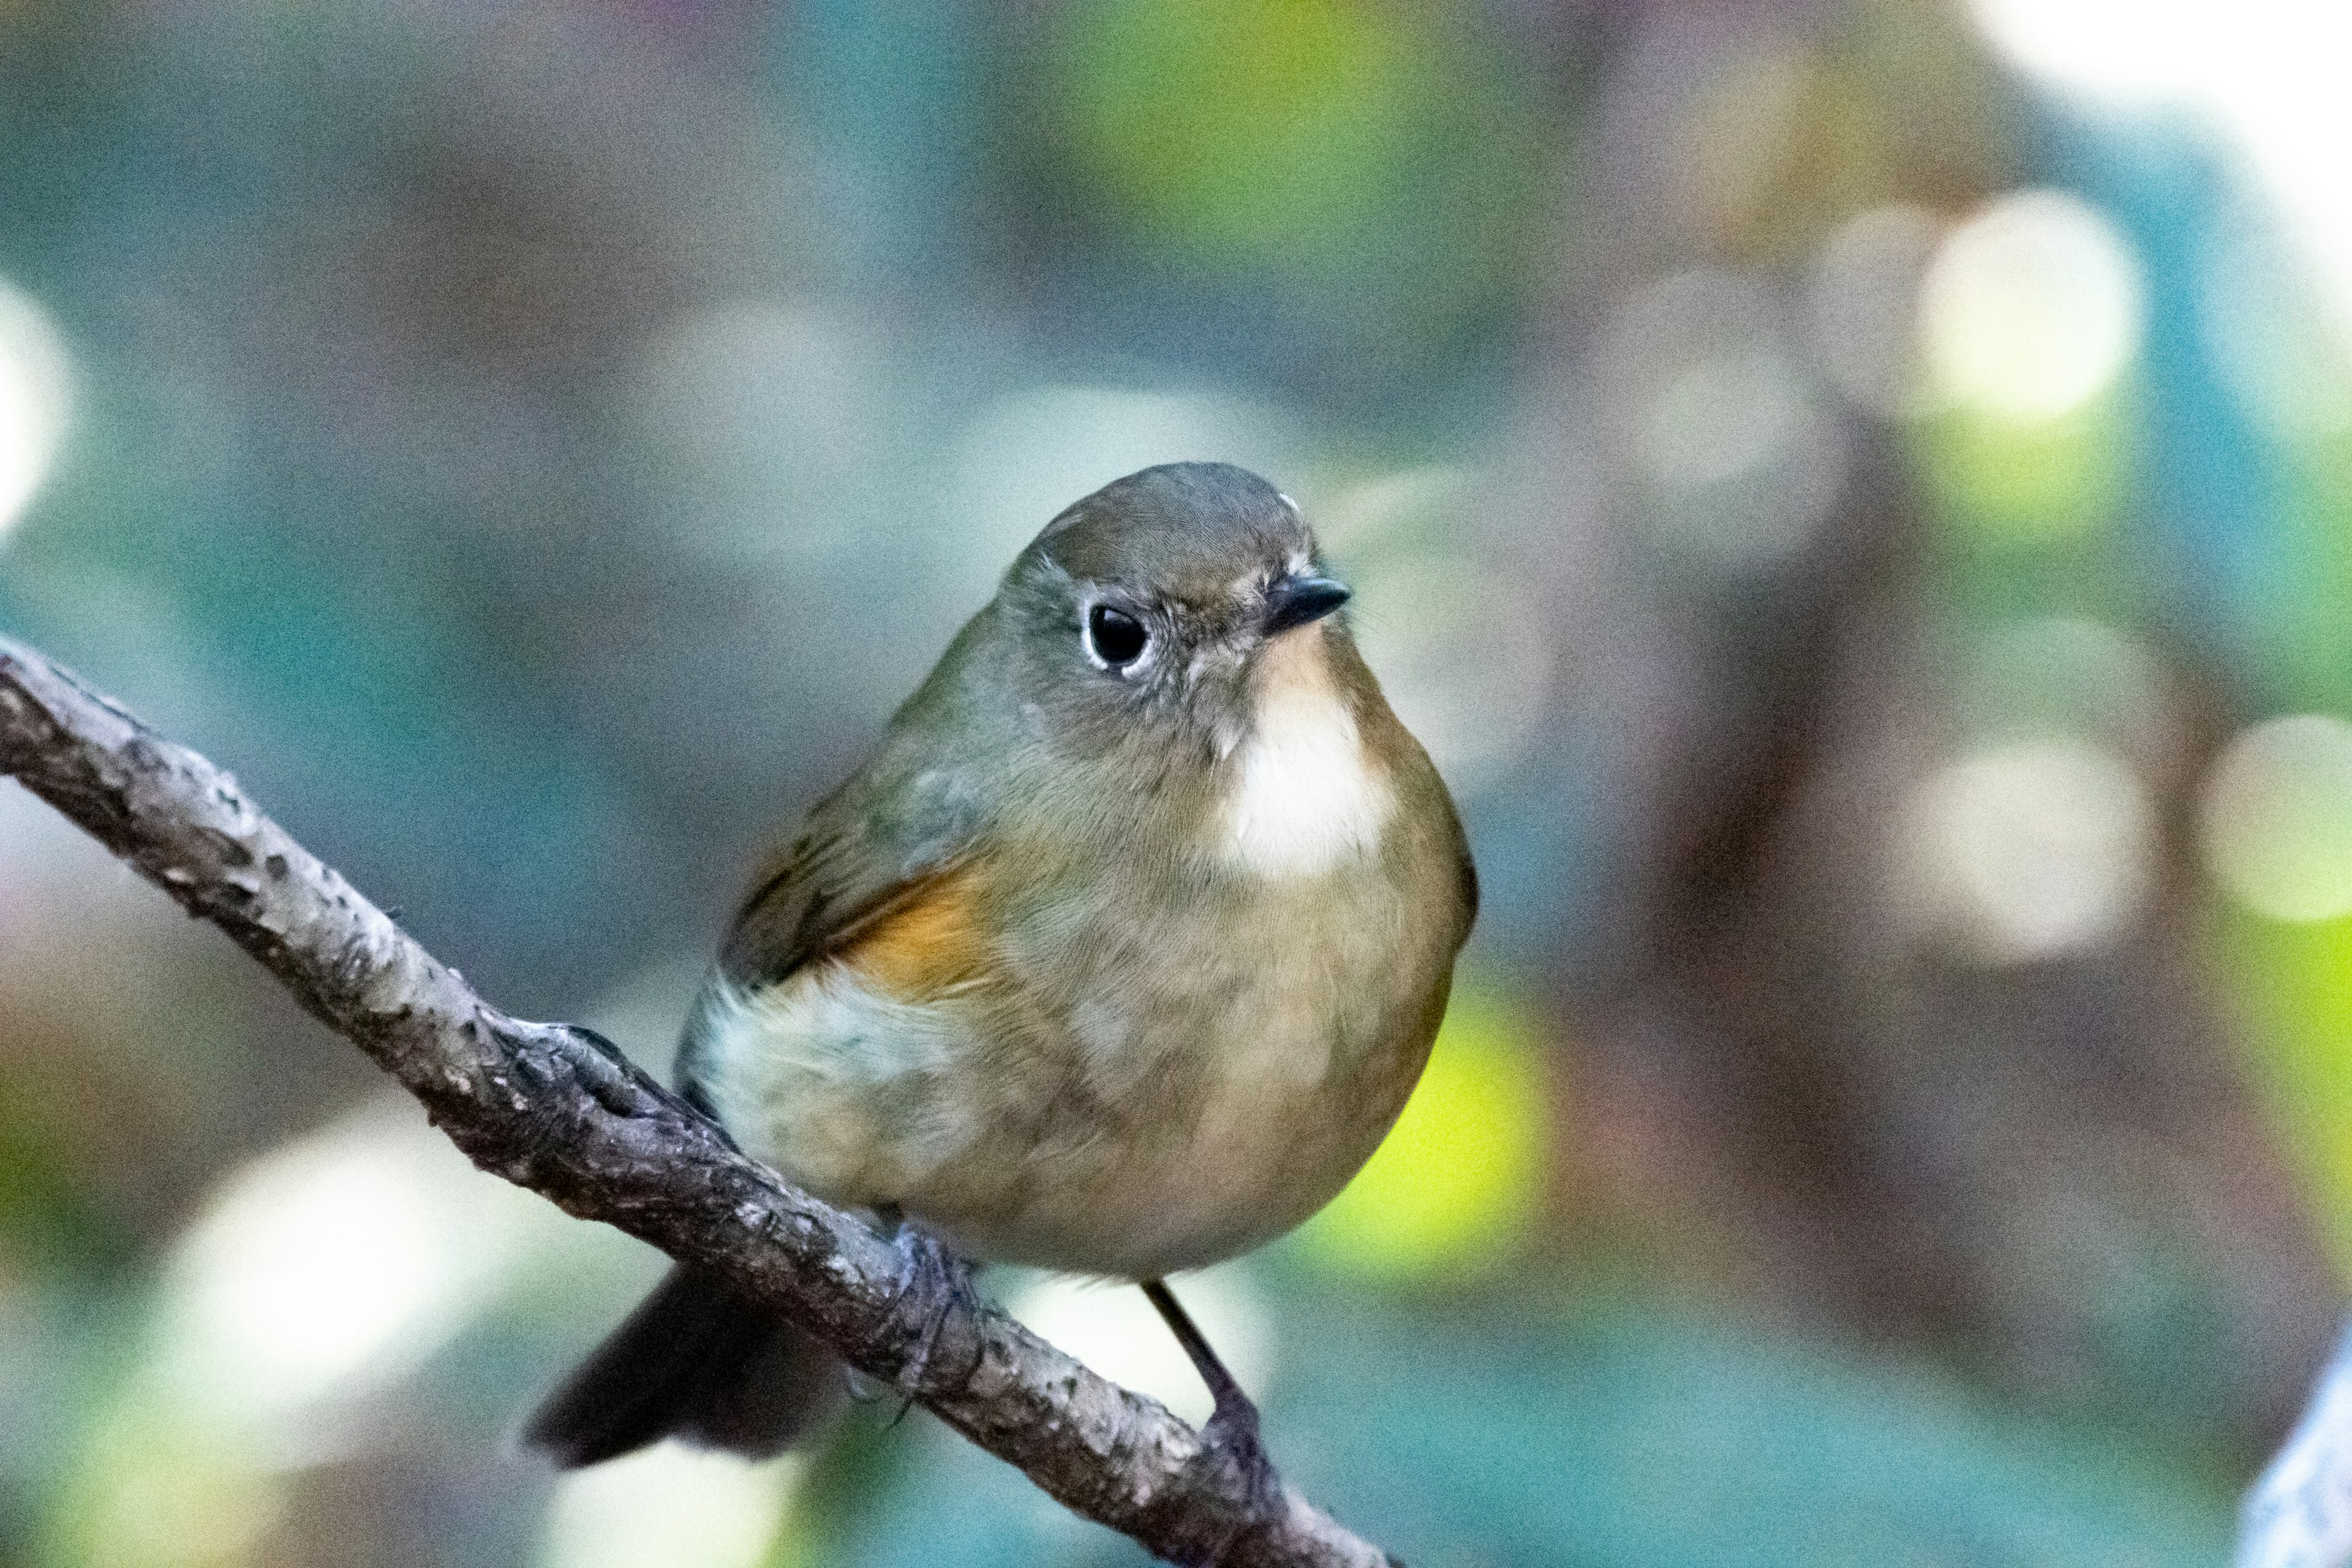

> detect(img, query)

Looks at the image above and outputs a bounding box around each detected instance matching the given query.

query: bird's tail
[521,1265,846,1468]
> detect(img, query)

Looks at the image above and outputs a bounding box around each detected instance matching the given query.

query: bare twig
[0,633,1392,1568]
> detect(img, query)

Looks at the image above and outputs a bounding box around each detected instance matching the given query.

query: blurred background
[4,1,2351,1562]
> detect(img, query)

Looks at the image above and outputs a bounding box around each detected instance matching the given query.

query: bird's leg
[1143,1279,1281,1527]
[877,1204,978,1401]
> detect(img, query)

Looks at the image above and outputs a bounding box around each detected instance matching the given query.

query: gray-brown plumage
[526,462,1474,1470]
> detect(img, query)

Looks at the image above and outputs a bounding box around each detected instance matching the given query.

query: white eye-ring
[1084,601,1151,671]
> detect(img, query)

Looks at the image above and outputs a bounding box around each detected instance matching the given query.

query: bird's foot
[1202,1387,1283,1518]
[1167,1387,1284,1567]
[886,1218,978,1401]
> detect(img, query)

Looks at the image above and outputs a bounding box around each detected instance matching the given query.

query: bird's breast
[695,628,1464,1280]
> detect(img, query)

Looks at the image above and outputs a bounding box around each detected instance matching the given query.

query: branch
[0,633,1392,1568]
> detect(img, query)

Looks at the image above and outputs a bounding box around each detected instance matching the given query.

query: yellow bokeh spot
[1291,984,1548,1281]
[42,1400,283,1568]
[2220,907,2352,1281]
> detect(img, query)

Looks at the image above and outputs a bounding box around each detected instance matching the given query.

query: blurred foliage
[1048,0,1547,322]
[2,0,2350,1563]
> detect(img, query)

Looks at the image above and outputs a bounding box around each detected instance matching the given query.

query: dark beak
[1262,573,1351,635]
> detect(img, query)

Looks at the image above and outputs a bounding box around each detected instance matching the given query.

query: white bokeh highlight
[539,1445,793,1568]
[1920,190,2143,423]
[1899,741,2155,965]
[2199,714,2352,924]
[148,1099,553,1464]
[0,274,71,539]
[1968,0,2352,335]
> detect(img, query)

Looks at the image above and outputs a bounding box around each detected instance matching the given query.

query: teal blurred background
[4,1,2352,1563]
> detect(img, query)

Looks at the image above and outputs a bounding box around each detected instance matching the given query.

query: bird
[523,460,1476,1489]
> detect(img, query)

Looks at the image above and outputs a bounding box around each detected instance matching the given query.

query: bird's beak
[1262,573,1351,636]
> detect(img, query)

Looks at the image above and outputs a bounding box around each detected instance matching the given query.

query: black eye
[1086,603,1149,668]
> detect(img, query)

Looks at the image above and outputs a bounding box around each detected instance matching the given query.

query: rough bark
[0,632,1391,1568]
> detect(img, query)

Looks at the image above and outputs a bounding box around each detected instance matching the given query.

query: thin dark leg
[1142,1280,1256,1426]
[1142,1278,1280,1534]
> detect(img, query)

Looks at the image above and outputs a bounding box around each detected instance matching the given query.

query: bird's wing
[674,760,986,1112]
[718,793,936,987]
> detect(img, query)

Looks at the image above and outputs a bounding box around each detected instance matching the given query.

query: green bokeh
[1913,389,2134,551]
[1046,0,1547,323]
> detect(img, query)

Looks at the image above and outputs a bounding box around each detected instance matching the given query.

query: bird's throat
[1219,628,1395,878]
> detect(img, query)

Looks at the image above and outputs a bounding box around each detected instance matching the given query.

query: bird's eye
[1086,603,1149,669]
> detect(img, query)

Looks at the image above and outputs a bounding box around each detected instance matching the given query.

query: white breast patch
[1221,632,1394,878]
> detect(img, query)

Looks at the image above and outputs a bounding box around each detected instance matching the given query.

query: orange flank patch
[830,867,992,1001]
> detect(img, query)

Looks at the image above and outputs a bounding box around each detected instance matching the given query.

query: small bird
[524,461,1476,1482]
